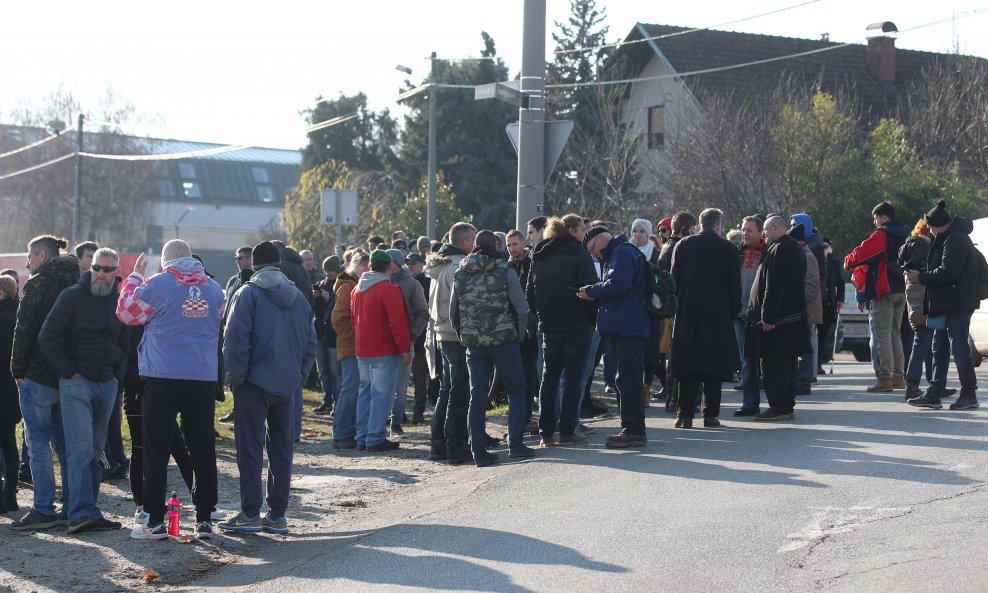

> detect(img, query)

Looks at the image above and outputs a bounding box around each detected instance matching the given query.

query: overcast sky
[2,0,985,150]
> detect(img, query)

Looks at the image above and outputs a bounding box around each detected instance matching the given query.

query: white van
[970,217,988,366]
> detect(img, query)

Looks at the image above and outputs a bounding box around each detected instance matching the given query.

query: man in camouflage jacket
[450,230,533,467]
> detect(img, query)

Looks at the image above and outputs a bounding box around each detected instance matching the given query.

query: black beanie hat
[924,200,952,227]
[787,223,806,243]
[252,241,281,268]
[583,226,610,246]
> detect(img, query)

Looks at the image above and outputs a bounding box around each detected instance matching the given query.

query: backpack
[621,243,678,319]
[974,245,988,301]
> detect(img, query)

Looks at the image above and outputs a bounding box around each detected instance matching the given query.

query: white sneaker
[134,509,150,526]
[210,509,228,521]
[130,522,168,540]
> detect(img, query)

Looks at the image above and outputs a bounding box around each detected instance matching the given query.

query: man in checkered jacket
[116,239,225,540]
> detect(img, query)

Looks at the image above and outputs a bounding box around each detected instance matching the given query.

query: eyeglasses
[91,265,118,273]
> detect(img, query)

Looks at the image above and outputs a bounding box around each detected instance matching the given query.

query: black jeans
[412,335,429,417]
[1,421,18,501]
[122,384,194,508]
[142,378,217,525]
[520,335,539,422]
[761,357,797,414]
[677,374,722,419]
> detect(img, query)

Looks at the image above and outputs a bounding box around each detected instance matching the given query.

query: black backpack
[974,244,988,301]
[621,243,678,319]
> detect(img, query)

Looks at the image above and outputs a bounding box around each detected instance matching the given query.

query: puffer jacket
[528,233,598,333]
[425,244,467,342]
[844,220,910,298]
[921,216,982,316]
[450,252,528,348]
[39,272,128,383]
[11,254,81,387]
[803,246,823,325]
[586,235,649,339]
[899,234,931,315]
[391,267,428,340]
[331,273,358,360]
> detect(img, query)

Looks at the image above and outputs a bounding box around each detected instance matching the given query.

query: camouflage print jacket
[450,252,529,348]
[11,254,82,387]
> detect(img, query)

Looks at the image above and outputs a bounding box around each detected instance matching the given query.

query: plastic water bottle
[167,491,181,536]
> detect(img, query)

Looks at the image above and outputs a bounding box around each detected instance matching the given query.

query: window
[153,163,171,178]
[182,181,202,199]
[156,180,176,197]
[256,186,276,203]
[178,162,197,179]
[251,166,270,183]
[647,105,666,149]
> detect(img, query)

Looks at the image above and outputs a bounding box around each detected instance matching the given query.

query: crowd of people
[0,198,981,540]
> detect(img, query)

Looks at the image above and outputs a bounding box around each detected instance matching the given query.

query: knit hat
[370,249,393,266]
[924,200,952,227]
[417,236,432,250]
[392,239,408,251]
[583,226,610,246]
[322,255,341,273]
[252,241,281,268]
[631,218,653,235]
[161,239,192,264]
[385,248,405,267]
[657,217,673,231]
[788,223,806,243]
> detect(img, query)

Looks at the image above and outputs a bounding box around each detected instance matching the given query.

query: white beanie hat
[161,239,192,263]
[631,218,653,235]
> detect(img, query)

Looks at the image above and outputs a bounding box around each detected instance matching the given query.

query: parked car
[838,282,872,362]
[970,217,988,367]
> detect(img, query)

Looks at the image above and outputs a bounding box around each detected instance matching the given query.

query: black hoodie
[921,216,982,316]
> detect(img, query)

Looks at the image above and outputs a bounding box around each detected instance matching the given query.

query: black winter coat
[745,234,812,358]
[921,216,982,316]
[0,298,20,423]
[11,255,81,387]
[279,247,314,309]
[528,234,599,333]
[657,235,683,273]
[669,230,741,380]
[313,277,337,346]
[38,273,128,383]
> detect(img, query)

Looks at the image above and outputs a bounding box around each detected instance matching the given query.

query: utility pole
[427,51,438,240]
[73,114,84,244]
[516,0,546,232]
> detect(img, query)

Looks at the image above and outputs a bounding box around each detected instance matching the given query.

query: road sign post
[320,188,358,257]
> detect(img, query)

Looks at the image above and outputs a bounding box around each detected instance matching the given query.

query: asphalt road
[183,359,987,593]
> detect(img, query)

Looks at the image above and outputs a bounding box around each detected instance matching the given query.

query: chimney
[865,22,898,84]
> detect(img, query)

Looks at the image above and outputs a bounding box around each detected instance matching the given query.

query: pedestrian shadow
[186,524,625,592]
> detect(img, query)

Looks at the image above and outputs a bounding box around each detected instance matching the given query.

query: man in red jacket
[351,249,411,452]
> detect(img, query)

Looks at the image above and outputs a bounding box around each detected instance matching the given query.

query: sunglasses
[657,227,670,234]
[91,265,118,273]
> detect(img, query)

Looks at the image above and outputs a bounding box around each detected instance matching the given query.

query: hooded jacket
[425,244,467,342]
[223,266,317,397]
[802,245,823,325]
[116,256,225,382]
[528,234,598,333]
[279,246,314,309]
[585,235,649,339]
[331,273,359,360]
[391,267,429,340]
[844,219,910,298]
[0,297,21,422]
[920,216,982,316]
[351,271,410,358]
[11,254,81,387]
[39,272,128,383]
[451,252,528,347]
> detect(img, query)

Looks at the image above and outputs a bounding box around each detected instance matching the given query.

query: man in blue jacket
[578,226,649,448]
[220,242,317,534]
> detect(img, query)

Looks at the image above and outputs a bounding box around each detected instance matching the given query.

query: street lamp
[394,53,438,240]
[174,206,195,239]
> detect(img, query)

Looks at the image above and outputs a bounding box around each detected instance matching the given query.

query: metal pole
[427,51,438,239]
[73,114,84,243]
[516,0,546,231]
[335,189,343,258]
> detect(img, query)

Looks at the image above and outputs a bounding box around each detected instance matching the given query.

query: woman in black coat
[0,277,20,512]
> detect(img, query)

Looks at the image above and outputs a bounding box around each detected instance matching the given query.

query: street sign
[320,189,358,226]
[506,120,574,184]
[474,82,525,107]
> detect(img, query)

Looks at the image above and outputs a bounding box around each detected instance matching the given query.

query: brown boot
[642,385,651,408]
[890,373,906,389]
[867,376,895,393]
[905,380,922,401]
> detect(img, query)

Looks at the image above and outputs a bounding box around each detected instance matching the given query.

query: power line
[79,143,255,161]
[552,0,822,57]
[0,153,74,182]
[0,133,60,161]
[304,113,359,134]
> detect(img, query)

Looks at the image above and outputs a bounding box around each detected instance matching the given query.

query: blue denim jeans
[906,326,933,382]
[432,341,470,449]
[797,324,818,389]
[540,329,592,437]
[734,319,761,411]
[59,376,117,522]
[356,354,402,447]
[18,379,68,516]
[332,356,360,442]
[869,313,880,375]
[391,347,414,427]
[466,342,527,455]
[578,330,603,411]
[316,342,341,408]
[609,336,646,435]
[930,312,978,399]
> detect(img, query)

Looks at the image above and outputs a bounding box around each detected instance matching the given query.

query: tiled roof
[625,23,971,119]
